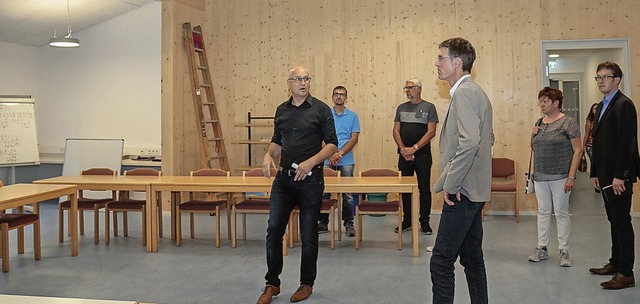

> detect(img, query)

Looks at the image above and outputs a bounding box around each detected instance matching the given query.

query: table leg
[412,186,419,257]
[171,191,179,240]
[33,202,41,260]
[70,191,78,257]
[147,185,157,252]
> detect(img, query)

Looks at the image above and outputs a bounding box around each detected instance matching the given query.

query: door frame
[540,38,631,98]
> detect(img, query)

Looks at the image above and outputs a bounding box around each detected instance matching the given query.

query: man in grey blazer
[430,37,492,304]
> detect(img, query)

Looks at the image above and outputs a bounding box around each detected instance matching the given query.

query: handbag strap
[528,118,543,176]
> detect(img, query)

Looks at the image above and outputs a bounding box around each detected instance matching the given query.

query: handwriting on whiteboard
[0,102,38,164]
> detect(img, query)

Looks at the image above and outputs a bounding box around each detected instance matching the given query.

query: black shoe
[394,222,411,233]
[421,224,433,235]
[317,221,329,234]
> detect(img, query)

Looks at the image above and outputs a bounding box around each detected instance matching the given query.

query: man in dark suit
[589,61,639,290]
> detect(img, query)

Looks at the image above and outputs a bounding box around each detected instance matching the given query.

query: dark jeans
[265,170,324,287]
[320,164,354,225]
[603,183,635,277]
[430,194,488,304]
[398,153,432,225]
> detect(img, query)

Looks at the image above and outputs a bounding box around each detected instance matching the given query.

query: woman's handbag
[578,155,588,172]
[524,155,535,194]
[525,118,542,195]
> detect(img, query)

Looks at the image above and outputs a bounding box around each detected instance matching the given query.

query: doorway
[540,38,630,131]
[550,80,580,122]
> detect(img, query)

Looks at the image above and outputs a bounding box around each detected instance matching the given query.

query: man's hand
[262,154,277,178]
[612,177,626,195]
[294,160,314,181]
[443,191,461,206]
[329,152,342,166]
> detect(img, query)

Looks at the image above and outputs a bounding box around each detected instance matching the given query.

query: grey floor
[1,173,639,304]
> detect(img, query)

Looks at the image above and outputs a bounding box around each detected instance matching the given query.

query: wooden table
[33,175,420,256]
[33,175,162,253]
[150,175,421,257]
[0,184,78,256]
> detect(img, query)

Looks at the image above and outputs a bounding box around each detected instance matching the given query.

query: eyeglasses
[436,56,450,62]
[594,75,616,81]
[403,86,419,91]
[333,92,346,97]
[288,76,312,83]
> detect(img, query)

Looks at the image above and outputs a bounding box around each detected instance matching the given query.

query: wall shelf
[233,112,274,170]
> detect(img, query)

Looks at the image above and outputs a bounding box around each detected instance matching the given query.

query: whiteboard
[0,98,39,166]
[62,138,124,176]
[62,138,124,200]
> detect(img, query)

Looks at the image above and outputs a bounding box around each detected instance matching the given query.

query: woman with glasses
[528,87,582,267]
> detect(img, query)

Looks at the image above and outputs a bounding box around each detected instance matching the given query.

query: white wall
[0,42,39,96]
[37,2,161,155]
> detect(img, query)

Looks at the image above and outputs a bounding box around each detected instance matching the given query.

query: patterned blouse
[532,115,581,181]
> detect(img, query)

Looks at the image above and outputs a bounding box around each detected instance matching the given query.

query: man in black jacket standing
[588,61,639,290]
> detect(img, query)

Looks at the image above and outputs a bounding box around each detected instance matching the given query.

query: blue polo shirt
[328,107,360,166]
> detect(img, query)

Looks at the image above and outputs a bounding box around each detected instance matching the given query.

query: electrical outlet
[146,148,161,157]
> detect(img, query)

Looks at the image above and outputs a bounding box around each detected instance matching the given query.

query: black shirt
[271,95,338,169]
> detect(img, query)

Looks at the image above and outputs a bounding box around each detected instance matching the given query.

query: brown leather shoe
[257,285,280,304]
[289,284,313,302]
[589,263,617,275]
[602,273,635,289]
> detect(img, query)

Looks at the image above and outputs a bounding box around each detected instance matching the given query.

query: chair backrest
[243,168,277,177]
[124,168,162,176]
[359,168,401,177]
[81,167,117,176]
[190,168,229,177]
[492,158,515,178]
[323,167,341,177]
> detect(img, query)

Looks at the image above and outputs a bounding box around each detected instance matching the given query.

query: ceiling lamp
[50,0,80,48]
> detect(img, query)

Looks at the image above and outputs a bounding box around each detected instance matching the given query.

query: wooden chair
[58,168,117,244]
[105,168,161,246]
[0,181,41,272]
[289,167,341,250]
[231,168,287,255]
[484,158,519,223]
[176,168,230,248]
[356,169,403,250]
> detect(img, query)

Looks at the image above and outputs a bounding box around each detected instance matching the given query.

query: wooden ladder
[182,22,229,171]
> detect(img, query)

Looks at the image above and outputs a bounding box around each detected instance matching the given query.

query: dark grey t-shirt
[394,100,439,155]
[532,115,581,181]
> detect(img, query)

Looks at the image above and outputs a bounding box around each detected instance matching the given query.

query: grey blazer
[434,77,493,202]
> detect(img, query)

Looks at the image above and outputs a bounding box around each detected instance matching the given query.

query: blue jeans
[320,164,354,225]
[265,169,324,287]
[398,153,432,225]
[430,194,487,304]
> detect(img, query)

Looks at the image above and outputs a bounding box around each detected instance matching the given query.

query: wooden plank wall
[162,0,205,178]
[163,0,640,213]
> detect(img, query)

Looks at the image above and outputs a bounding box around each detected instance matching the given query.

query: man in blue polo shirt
[318,86,360,237]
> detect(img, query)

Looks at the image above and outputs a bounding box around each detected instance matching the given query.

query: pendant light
[50,0,80,48]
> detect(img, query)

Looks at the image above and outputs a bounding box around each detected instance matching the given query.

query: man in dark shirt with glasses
[257,66,338,304]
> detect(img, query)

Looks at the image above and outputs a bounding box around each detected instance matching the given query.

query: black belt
[278,165,322,177]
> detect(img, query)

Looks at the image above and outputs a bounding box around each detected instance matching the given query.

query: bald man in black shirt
[257,66,338,304]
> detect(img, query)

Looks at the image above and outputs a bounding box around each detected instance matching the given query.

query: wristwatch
[413,144,419,150]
